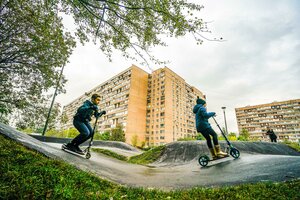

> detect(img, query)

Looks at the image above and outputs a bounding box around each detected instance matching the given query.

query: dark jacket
[74,100,99,122]
[193,103,215,132]
[266,129,277,139]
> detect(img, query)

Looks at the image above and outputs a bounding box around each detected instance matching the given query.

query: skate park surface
[1,122,300,190]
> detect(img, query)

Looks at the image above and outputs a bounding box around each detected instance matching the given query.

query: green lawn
[1,134,299,199]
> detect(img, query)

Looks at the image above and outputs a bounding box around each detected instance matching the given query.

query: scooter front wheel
[229,148,240,159]
[198,155,209,167]
[86,152,91,159]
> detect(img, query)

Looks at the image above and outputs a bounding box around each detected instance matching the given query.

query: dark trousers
[270,136,277,143]
[200,128,219,148]
[71,119,93,146]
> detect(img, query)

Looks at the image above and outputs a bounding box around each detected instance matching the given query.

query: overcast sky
[56,0,300,133]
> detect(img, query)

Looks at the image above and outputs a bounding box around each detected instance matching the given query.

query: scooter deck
[61,144,86,156]
[208,155,230,162]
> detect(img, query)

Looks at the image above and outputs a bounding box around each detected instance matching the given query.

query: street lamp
[221,106,228,135]
[42,65,65,136]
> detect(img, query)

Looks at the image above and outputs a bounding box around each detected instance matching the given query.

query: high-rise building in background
[61,65,204,146]
[235,99,300,142]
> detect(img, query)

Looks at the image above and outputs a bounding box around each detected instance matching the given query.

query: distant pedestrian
[63,93,106,154]
[266,127,277,143]
[193,97,228,159]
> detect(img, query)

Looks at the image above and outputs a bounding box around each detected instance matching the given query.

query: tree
[228,132,237,141]
[95,131,110,141]
[0,0,75,121]
[1,0,219,127]
[15,101,61,133]
[196,133,205,140]
[131,134,138,147]
[110,124,125,142]
[46,0,216,66]
[238,128,250,141]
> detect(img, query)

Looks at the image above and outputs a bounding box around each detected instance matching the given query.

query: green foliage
[238,128,250,141]
[228,132,237,141]
[1,135,300,199]
[96,131,111,141]
[196,133,205,140]
[128,145,166,165]
[17,127,34,134]
[140,141,146,148]
[65,128,80,138]
[110,124,125,142]
[92,148,128,161]
[44,128,79,138]
[44,129,60,137]
[46,0,209,65]
[131,134,138,147]
[16,102,61,133]
[282,141,300,152]
[0,0,75,119]
[60,113,68,125]
[218,135,225,141]
[177,137,196,141]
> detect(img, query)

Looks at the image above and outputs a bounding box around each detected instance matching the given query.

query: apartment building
[146,67,204,146]
[235,99,300,142]
[62,65,204,146]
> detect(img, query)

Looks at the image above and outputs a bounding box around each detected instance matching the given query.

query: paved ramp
[154,140,300,166]
[1,122,300,190]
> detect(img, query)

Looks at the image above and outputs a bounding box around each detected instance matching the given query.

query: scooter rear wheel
[198,155,210,167]
[229,148,240,159]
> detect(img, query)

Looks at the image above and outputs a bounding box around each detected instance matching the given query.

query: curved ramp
[1,122,300,190]
[154,141,300,165]
[30,134,140,152]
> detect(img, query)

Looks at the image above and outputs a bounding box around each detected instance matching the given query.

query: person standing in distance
[266,127,277,143]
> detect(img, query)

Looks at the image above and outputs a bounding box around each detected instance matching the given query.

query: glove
[95,110,106,118]
[90,104,98,111]
[100,110,106,115]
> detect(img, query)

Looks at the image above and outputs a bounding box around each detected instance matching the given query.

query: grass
[283,141,300,152]
[128,145,166,165]
[91,145,166,166]
[1,134,300,199]
[91,148,128,161]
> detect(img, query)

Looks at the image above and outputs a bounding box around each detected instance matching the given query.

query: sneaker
[65,143,76,151]
[63,143,77,152]
[74,145,85,155]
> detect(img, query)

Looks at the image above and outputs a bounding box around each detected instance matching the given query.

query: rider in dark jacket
[64,94,106,154]
[193,97,228,159]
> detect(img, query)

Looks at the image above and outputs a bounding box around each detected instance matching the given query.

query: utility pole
[221,106,228,135]
[42,65,65,136]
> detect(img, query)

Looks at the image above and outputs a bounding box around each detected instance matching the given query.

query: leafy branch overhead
[1,0,218,126]
[0,0,75,120]
[47,0,214,65]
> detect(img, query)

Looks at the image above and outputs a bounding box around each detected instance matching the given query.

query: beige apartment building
[62,65,204,146]
[235,99,300,142]
[146,67,204,146]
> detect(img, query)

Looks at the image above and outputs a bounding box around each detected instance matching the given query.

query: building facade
[235,99,300,142]
[62,65,204,146]
[146,67,204,146]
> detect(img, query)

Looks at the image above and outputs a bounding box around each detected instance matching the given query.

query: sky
[56,0,300,133]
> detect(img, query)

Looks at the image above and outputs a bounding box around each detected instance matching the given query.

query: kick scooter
[62,111,105,159]
[198,116,240,167]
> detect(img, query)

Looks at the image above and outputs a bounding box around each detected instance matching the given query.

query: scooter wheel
[198,155,209,167]
[86,152,91,159]
[229,148,240,159]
